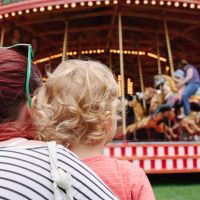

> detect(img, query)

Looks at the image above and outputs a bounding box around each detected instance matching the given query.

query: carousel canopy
[0,0,200,90]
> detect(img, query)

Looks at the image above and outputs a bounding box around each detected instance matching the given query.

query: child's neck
[70,141,105,159]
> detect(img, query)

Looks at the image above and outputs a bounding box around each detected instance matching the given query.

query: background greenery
[149,173,200,200]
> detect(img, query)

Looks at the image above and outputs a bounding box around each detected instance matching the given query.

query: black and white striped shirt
[0,144,118,200]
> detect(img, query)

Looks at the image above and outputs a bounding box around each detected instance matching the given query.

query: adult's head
[0,48,42,140]
[177,59,188,69]
[34,59,120,147]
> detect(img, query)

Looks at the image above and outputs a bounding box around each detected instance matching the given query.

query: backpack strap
[47,141,74,200]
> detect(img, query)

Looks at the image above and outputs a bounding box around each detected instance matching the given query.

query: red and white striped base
[103,142,200,173]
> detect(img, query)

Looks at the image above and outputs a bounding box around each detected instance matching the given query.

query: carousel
[0,0,200,173]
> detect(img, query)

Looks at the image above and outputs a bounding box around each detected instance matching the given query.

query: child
[34,60,155,200]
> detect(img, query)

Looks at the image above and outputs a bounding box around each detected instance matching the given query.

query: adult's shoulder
[56,144,81,160]
[184,64,195,71]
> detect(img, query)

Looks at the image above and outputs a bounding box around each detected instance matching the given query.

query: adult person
[0,47,118,200]
[34,59,155,200]
[176,59,200,117]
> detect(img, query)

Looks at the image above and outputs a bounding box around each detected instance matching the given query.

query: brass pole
[163,15,174,78]
[118,12,126,137]
[156,32,161,75]
[0,26,5,47]
[62,22,68,62]
[138,54,146,110]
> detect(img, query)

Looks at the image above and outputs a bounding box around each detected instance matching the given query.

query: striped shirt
[0,144,118,200]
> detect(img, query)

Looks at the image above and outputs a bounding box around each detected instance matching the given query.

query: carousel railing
[104,141,200,174]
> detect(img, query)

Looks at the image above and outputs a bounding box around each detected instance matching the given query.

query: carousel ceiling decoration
[0,0,199,90]
[0,0,200,20]
[35,49,166,64]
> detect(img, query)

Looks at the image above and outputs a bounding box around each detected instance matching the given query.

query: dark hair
[177,59,188,69]
[0,48,41,123]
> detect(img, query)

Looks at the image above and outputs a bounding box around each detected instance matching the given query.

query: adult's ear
[16,101,32,122]
[31,96,36,108]
[26,96,36,118]
[26,102,32,118]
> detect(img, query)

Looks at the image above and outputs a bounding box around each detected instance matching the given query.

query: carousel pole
[62,21,68,62]
[118,12,126,140]
[163,15,174,78]
[137,53,146,110]
[156,32,161,75]
[0,26,5,47]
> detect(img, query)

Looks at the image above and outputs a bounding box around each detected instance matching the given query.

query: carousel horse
[126,90,177,140]
[126,75,199,141]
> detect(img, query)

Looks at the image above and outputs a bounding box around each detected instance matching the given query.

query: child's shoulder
[109,157,149,189]
[108,156,145,175]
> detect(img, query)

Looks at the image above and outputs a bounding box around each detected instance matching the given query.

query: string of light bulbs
[35,49,167,64]
[0,0,200,20]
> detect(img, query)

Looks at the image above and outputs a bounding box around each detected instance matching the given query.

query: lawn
[149,173,200,200]
[153,183,200,200]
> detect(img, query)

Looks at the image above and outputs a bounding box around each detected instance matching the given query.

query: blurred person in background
[176,59,200,117]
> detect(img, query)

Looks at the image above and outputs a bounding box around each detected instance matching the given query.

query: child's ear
[103,116,113,132]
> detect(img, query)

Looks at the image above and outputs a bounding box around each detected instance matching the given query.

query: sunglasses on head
[0,43,34,107]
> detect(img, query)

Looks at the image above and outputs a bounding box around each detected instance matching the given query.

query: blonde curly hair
[33,60,119,147]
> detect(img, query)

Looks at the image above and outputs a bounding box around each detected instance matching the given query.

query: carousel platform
[103,141,200,174]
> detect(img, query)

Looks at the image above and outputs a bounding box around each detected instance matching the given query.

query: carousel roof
[0,0,200,90]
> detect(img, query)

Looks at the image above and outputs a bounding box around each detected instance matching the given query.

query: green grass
[149,173,200,200]
[153,183,200,200]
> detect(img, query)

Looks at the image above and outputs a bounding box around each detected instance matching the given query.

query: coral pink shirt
[83,155,155,200]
